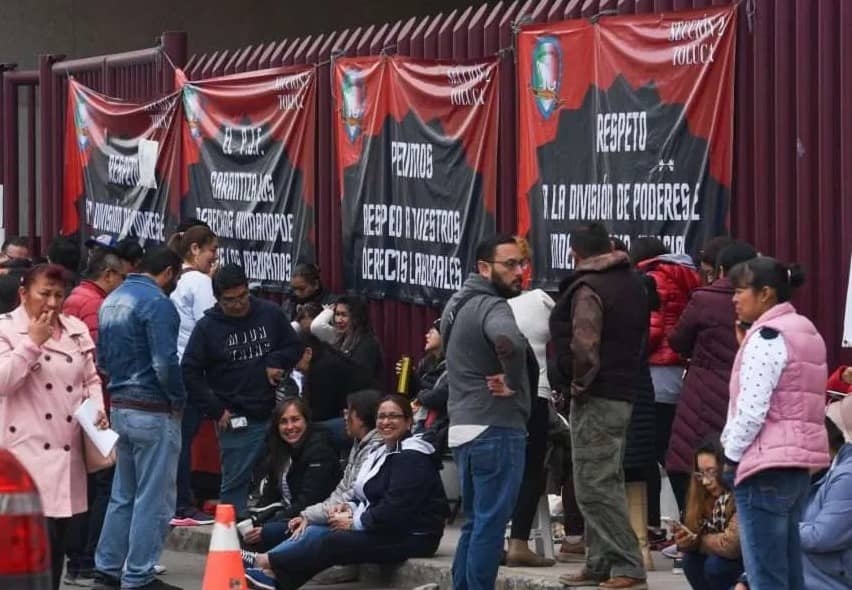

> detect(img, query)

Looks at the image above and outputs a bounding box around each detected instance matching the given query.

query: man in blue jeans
[182,264,304,515]
[94,246,186,590]
[441,234,533,590]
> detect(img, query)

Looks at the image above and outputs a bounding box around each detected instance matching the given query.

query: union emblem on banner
[531,37,563,120]
[340,68,366,143]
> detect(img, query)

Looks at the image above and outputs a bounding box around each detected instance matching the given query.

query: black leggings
[510,396,550,540]
[46,516,74,590]
[647,402,688,525]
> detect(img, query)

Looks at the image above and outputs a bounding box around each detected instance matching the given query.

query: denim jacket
[97,274,186,410]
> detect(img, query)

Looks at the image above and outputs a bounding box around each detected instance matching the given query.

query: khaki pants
[570,396,646,580]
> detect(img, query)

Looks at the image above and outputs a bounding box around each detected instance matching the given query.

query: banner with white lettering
[517,6,737,289]
[333,56,499,305]
[62,79,181,244]
[181,66,316,289]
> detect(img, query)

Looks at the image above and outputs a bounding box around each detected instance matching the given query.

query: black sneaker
[136,579,185,590]
[91,571,120,589]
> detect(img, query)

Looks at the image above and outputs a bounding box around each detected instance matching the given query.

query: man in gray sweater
[441,234,532,590]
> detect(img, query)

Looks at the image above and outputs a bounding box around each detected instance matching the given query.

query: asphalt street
[58,550,394,590]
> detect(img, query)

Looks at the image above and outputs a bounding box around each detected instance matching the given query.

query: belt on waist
[111,399,172,414]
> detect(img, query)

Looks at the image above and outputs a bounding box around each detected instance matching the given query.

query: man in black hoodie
[182,264,304,514]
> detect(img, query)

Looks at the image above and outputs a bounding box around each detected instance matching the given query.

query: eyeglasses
[220,290,249,305]
[693,468,719,481]
[376,412,406,422]
[486,258,530,271]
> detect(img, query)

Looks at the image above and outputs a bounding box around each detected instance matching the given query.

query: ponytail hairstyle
[167,226,218,263]
[728,256,806,303]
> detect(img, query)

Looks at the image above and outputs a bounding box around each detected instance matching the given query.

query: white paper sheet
[844,254,852,348]
[74,399,119,457]
[137,138,159,190]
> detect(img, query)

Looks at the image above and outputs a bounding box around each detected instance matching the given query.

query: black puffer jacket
[254,425,342,524]
[304,335,375,421]
[622,337,656,473]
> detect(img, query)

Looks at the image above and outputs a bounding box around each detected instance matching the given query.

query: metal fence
[185,0,852,377]
[2,1,850,388]
[0,32,186,256]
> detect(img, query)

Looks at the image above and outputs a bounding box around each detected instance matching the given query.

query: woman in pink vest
[721,257,829,590]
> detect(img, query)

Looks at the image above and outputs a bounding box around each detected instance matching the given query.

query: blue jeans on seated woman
[266,524,441,590]
[258,521,293,551]
[682,551,744,590]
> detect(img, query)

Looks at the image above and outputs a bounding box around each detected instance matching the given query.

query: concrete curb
[166,525,213,555]
[164,526,681,590]
[359,561,565,590]
[166,526,564,590]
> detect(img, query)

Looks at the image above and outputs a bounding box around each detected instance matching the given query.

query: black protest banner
[517,6,737,289]
[62,78,181,244]
[181,66,316,288]
[333,56,499,305]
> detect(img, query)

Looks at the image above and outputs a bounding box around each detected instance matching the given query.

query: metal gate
[2,1,850,383]
[0,32,186,256]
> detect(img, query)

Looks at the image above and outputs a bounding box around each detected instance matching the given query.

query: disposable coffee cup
[237,518,254,537]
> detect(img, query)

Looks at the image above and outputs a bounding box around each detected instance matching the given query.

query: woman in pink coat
[0,264,108,590]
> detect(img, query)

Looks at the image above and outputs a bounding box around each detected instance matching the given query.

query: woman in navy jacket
[245,394,448,590]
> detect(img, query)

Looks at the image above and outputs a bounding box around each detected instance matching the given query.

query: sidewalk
[166,523,690,589]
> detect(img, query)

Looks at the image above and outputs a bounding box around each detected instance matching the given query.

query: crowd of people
[0,222,850,590]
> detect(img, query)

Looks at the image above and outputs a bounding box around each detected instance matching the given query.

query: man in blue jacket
[182,264,304,515]
[799,414,852,589]
[94,246,185,590]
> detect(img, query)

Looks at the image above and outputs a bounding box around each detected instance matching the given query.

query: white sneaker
[154,564,167,575]
[661,544,681,559]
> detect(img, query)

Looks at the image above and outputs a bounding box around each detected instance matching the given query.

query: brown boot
[625,482,654,571]
[598,576,648,589]
[505,538,556,567]
[555,536,586,563]
[559,570,607,587]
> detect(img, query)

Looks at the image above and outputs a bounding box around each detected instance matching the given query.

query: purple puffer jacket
[665,278,739,474]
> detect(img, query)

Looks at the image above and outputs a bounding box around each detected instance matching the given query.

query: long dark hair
[683,435,733,533]
[268,398,311,471]
[334,295,372,352]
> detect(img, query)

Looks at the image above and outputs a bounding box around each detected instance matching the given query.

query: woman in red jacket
[630,238,701,514]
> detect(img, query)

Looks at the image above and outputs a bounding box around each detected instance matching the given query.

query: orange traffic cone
[201,504,248,590]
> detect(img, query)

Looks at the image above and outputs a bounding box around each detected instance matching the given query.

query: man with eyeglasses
[441,233,534,590]
[61,249,127,586]
[550,222,649,590]
[181,263,304,515]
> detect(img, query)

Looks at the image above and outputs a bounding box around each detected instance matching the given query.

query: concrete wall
[0,0,478,69]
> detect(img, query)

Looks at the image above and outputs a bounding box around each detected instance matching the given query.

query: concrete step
[165,524,687,590]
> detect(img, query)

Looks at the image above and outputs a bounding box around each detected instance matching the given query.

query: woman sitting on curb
[676,437,743,590]
[242,398,340,549]
[244,394,448,590]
